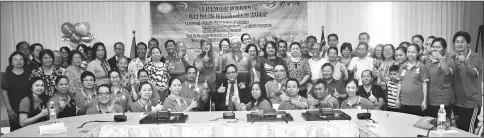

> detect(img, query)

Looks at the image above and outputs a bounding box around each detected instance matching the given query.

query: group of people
[1,30,482,135]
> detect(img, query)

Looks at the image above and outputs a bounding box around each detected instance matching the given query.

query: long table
[3,109,478,137]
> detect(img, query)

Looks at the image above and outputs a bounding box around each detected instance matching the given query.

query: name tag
[401,70,407,77]
[39,122,67,135]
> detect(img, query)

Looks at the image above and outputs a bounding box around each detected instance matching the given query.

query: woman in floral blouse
[63,50,85,95]
[284,42,311,98]
[143,47,171,95]
[31,49,63,105]
[117,56,131,91]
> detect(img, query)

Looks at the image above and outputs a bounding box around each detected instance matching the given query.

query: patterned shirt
[386,81,399,109]
[284,57,311,90]
[31,66,63,97]
[119,70,132,91]
[127,57,150,83]
[143,61,171,88]
[63,66,85,95]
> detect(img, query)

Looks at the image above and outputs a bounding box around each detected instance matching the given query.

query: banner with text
[151,1,308,56]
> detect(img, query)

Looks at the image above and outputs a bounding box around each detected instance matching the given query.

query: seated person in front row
[357,70,385,110]
[265,64,288,104]
[180,66,210,111]
[19,77,48,127]
[233,82,273,111]
[307,79,340,109]
[130,82,163,112]
[214,64,250,111]
[131,69,161,104]
[162,77,199,112]
[48,76,77,119]
[278,78,309,110]
[341,79,374,109]
[75,71,98,115]
[108,70,133,112]
[86,84,123,114]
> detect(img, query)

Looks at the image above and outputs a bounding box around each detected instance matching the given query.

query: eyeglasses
[115,48,125,51]
[97,92,111,97]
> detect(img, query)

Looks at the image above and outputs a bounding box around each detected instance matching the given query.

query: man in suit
[108,42,131,70]
[213,64,250,111]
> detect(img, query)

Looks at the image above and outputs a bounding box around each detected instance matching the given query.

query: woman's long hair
[198,39,214,62]
[248,82,272,109]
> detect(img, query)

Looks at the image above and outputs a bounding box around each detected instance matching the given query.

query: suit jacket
[108,56,131,71]
[212,77,250,111]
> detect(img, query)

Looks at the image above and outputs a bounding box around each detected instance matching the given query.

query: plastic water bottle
[437,104,446,133]
[49,101,57,123]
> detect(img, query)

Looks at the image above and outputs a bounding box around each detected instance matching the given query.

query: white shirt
[308,57,328,81]
[225,80,240,106]
[348,56,374,85]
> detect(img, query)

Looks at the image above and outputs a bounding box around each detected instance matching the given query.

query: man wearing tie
[213,64,249,111]
[108,42,131,70]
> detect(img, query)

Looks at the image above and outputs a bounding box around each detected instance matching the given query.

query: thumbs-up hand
[352,66,358,73]
[40,106,49,117]
[217,85,226,93]
[340,65,346,73]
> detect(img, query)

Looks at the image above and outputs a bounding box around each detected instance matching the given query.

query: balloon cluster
[61,22,94,44]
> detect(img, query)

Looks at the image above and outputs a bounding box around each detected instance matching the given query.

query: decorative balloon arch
[60,22,94,44]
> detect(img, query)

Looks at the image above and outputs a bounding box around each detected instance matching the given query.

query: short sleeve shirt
[397,62,429,106]
[356,85,385,106]
[143,61,171,88]
[424,55,456,106]
[278,96,308,110]
[452,51,483,108]
[2,68,32,113]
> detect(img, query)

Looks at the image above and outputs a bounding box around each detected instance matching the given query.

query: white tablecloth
[85,121,373,137]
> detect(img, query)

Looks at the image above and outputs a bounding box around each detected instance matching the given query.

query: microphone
[417,116,459,137]
[223,110,235,119]
[357,104,376,123]
[114,109,127,122]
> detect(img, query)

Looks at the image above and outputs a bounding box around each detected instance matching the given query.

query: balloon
[70,34,81,44]
[81,34,94,43]
[74,22,91,36]
[61,22,74,35]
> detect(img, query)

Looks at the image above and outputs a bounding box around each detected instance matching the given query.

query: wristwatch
[288,97,292,102]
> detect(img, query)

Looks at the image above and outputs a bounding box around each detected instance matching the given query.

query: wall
[1,2,483,70]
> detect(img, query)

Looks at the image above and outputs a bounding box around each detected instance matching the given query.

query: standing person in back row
[86,42,111,86]
[451,31,483,134]
[108,42,131,71]
[424,37,455,119]
[348,42,374,85]
[396,44,429,117]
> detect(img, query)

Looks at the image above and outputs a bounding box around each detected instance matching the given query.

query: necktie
[228,81,235,111]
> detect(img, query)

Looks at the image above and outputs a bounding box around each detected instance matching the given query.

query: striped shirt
[386,81,399,109]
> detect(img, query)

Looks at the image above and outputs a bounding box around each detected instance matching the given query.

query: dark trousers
[401,105,426,116]
[8,113,20,132]
[426,104,453,119]
[454,106,481,134]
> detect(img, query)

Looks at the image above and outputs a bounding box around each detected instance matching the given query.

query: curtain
[0,2,151,70]
[308,2,483,54]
